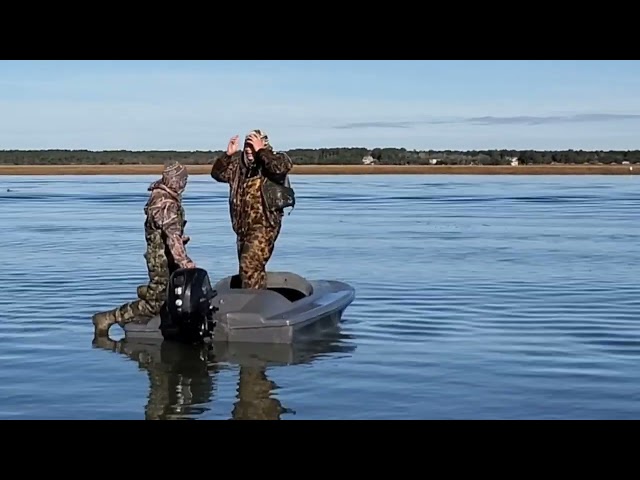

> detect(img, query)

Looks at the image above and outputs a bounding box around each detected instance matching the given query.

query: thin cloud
[333,113,640,129]
[333,121,416,129]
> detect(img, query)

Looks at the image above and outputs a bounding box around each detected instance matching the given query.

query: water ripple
[1,174,640,419]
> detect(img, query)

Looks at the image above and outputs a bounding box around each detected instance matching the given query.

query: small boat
[123,268,356,344]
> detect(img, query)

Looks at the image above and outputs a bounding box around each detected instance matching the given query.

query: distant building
[507,156,519,166]
[362,155,376,165]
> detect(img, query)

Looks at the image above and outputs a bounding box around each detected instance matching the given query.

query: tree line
[1,148,639,165]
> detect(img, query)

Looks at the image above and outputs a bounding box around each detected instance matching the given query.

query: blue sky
[1,60,639,151]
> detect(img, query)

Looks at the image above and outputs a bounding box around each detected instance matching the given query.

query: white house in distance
[362,155,376,165]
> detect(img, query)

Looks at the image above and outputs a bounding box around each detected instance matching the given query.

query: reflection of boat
[92,325,357,420]
[211,324,357,367]
[123,269,356,344]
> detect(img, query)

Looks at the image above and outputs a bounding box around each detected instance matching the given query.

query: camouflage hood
[148,161,188,197]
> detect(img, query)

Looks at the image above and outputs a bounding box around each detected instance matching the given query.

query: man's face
[177,176,188,194]
[244,143,254,161]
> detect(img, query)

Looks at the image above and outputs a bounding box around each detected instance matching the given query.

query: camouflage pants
[236,223,280,290]
[103,245,172,325]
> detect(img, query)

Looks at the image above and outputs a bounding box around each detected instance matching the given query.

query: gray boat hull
[123,271,355,344]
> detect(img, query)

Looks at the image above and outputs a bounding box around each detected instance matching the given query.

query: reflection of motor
[160,267,218,343]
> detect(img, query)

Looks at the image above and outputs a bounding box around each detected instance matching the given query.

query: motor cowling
[160,267,218,343]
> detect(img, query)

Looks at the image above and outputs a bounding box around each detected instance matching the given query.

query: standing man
[210,130,293,290]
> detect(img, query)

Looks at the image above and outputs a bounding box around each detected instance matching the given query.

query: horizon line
[2,147,640,153]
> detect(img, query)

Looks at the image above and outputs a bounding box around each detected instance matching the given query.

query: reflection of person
[231,367,288,420]
[93,337,215,420]
[210,130,293,290]
[92,338,287,420]
[92,161,196,337]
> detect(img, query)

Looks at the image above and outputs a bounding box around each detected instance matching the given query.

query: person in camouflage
[210,130,293,290]
[92,161,196,337]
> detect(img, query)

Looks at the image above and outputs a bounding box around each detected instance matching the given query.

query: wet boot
[92,310,118,337]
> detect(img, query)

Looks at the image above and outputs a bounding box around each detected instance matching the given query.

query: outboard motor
[160,267,218,343]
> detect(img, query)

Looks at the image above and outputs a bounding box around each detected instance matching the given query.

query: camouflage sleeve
[149,199,194,268]
[256,148,293,178]
[210,153,236,183]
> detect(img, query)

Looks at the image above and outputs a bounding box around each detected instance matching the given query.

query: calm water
[1,173,639,420]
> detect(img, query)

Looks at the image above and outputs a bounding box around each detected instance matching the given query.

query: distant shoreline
[0,164,637,176]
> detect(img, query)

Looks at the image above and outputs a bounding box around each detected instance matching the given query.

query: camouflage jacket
[210,147,293,236]
[144,183,193,269]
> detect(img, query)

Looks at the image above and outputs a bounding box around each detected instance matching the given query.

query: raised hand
[246,132,265,152]
[226,135,240,156]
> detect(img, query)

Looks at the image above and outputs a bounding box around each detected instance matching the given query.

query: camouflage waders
[93,161,194,336]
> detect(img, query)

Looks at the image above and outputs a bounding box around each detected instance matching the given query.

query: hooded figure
[210,129,293,290]
[92,160,196,337]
